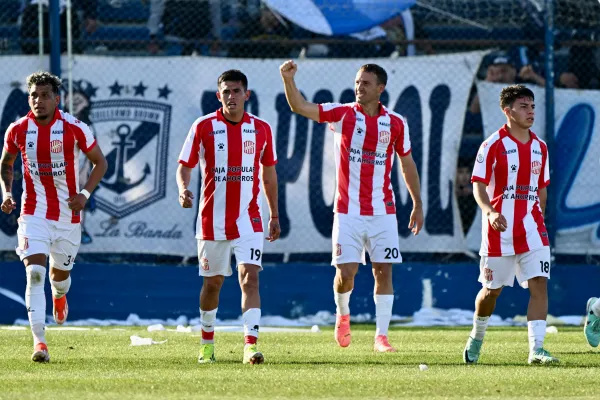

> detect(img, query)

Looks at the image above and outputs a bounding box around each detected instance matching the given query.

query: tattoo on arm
[0,152,17,193]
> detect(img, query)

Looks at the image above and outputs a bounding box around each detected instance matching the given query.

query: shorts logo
[378,131,390,144]
[50,140,63,153]
[19,237,29,251]
[244,141,255,154]
[335,243,342,257]
[531,160,541,175]
[483,267,493,282]
[201,257,210,271]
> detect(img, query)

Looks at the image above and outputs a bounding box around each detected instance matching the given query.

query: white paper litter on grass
[130,335,167,346]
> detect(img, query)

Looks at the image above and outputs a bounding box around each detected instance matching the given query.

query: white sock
[26,265,47,345]
[528,320,547,352]
[50,276,71,299]
[374,294,394,337]
[470,315,490,341]
[200,308,217,344]
[592,298,600,316]
[242,308,261,339]
[334,290,352,315]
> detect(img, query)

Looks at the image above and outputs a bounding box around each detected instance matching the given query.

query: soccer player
[0,71,107,362]
[463,84,558,365]
[279,61,423,352]
[584,297,600,347]
[177,70,280,365]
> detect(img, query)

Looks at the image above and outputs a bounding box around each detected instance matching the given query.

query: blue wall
[0,262,598,324]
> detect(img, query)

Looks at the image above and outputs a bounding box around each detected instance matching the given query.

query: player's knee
[372,264,392,280]
[26,264,46,288]
[240,272,259,293]
[202,276,224,293]
[483,287,503,300]
[336,267,356,283]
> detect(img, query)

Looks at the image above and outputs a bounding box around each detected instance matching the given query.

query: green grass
[0,326,599,399]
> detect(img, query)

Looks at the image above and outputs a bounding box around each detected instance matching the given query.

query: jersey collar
[217,108,251,124]
[27,108,61,127]
[355,102,386,117]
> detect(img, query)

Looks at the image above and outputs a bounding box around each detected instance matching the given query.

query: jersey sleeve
[260,121,277,166]
[73,122,97,153]
[471,141,496,185]
[3,124,18,154]
[393,115,411,157]
[318,103,347,124]
[539,145,550,188]
[178,121,202,168]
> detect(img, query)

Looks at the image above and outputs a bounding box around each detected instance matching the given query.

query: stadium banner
[468,81,600,255]
[0,53,483,256]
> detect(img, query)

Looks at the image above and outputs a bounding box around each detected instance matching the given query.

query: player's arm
[176,164,194,208]
[261,165,280,242]
[69,145,108,212]
[279,60,320,122]
[538,186,547,216]
[473,181,507,232]
[0,149,17,214]
[399,153,423,235]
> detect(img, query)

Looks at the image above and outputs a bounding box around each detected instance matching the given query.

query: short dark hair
[499,84,534,109]
[26,71,62,95]
[217,69,248,91]
[359,64,387,86]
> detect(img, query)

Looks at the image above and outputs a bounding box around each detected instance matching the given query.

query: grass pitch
[0,325,598,399]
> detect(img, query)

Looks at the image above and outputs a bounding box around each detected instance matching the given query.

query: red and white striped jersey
[3,109,96,224]
[178,109,277,241]
[471,125,550,257]
[318,102,411,215]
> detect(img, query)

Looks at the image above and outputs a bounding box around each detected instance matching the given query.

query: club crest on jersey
[244,141,255,154]
[50,140,63,153]
[378,131,390,144]
[531,160,541,175]
[90,96,172,218]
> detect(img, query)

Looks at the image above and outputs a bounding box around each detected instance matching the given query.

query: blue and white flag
[263,0,416,36]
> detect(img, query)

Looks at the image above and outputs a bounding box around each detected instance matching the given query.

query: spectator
[559,32,600,90]
[468,55,517,116]
[229,5,294,58]
[19,0,98,54]
[329,10,432,59]
[456,156,477,234]
[146,0,213,55]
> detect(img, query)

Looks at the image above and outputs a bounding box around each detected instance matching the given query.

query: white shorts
[197,232,264,277]
[478,247,551,289]
[16,214,81,271]
[331,213,401,265]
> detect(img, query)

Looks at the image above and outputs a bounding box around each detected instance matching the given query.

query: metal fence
[1,0,599,262]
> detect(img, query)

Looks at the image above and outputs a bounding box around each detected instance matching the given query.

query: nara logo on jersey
[89,84,172,218]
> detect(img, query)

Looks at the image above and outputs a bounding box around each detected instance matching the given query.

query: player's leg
[331,214,364,347]
[197,239,231,363]
[585,296,600,347]
[367,214,401,352]
[463,255,515,364]
[516,247,558,364]
[16,215,51,362]
[233,232,264,364]
[48,223,80,325]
